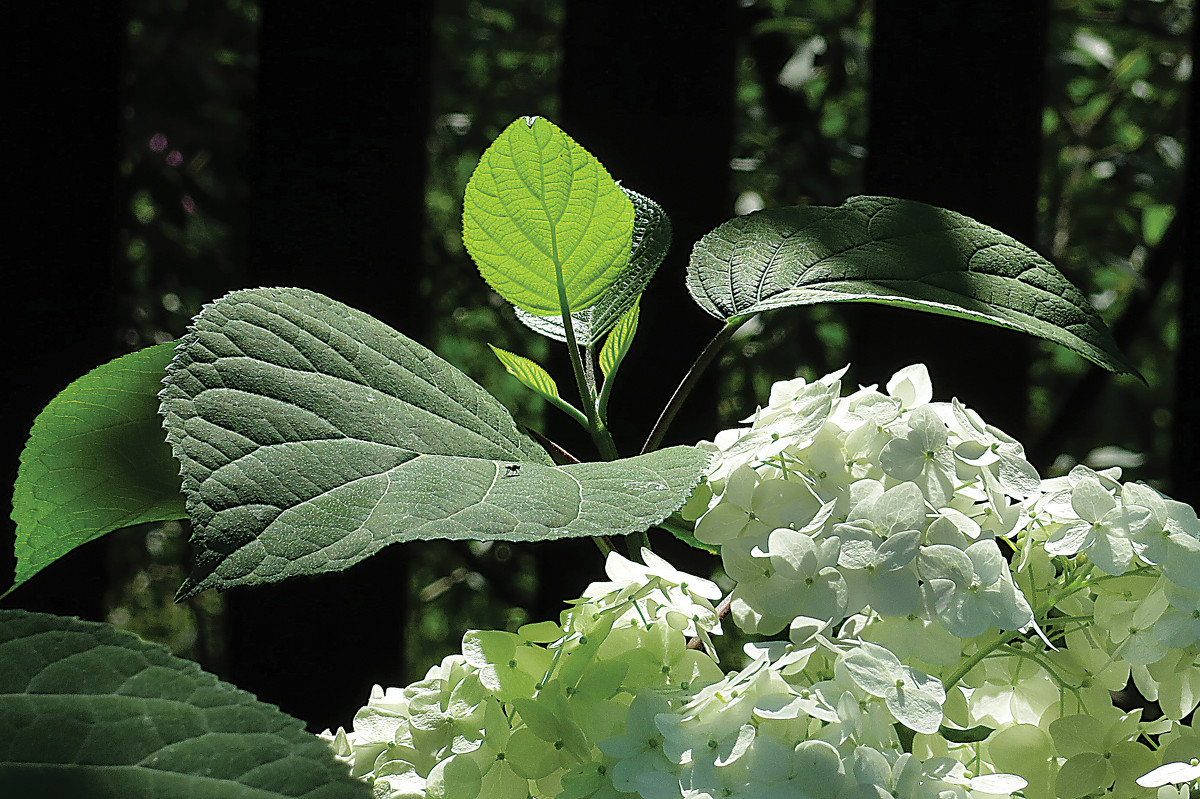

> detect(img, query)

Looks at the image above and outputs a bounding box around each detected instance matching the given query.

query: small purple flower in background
[166,150,183,167]
[181,195,196,214]
[149,133,168,152]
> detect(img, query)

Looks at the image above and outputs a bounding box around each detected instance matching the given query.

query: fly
[503,464,521,478]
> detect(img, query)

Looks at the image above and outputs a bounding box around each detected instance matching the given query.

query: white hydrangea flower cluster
[685,364,1037,638]
[326,364,1200,799]
[322,548,726,799]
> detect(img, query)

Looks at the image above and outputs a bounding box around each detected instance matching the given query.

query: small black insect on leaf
[503,464,521,478]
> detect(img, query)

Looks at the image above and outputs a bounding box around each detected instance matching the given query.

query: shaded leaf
[687,196,1137,375]
[161,288,708,598]
[516,187,670,345]
[462,116,634,316]
[7,343,186,597]
[0,609,369,799]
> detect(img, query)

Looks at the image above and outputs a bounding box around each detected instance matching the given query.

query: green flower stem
[943,562,1105,694]
[1038,562,1095,616]
[642,315,751,454]
[997,643,1085,705]
[942,629,1020,691]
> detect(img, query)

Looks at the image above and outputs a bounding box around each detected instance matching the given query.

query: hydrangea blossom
[326,363,1200,799]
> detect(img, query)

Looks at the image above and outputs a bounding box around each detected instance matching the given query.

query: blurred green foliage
[1031,0,1191,485]
[106,0,262,672]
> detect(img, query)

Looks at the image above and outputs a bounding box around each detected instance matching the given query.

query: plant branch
[642,316,750,454]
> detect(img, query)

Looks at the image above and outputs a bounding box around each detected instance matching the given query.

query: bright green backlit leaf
[488,344,560,400]
[516,187,669,345]
[687,196,1138,376]
[7,343,186,598]
[462,117,635,316]
[599,298,640,379]
[0,609,370,799]
[161,288,708,598]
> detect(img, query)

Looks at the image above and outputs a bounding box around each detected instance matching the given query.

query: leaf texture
[161,288,708,598]
[7,343,186,597]
[516,187,669,345]
[462,116,635,316]
[0,609,370,799]
[599,299,640,378]
[687,196,1137,375]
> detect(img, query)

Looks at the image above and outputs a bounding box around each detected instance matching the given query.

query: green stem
[546,394,591,431]
[1037,562,1095,616]
[942,630,1019,691]
[641,316,749,454]
[597,371,616,425]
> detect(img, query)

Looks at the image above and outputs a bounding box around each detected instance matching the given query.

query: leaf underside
[462,116,635,317]
[0,609,370,799]
[517,187,670,345]
[161,288,708,599]
[7,343,187,597]
[686,196,1138,376]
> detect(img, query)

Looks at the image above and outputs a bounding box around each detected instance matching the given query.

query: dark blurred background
[3,0,1194,732]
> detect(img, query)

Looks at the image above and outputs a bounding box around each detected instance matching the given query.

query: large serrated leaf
[516,187,670,345]
[0,609,370,799]
[7,343,187,597]
[462,116,635,316]
[687,196,1138,375]
[161,288,708,598]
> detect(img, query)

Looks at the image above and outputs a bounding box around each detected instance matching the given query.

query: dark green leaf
[516,188,670,345]
[0,609,369,799]
[687,197,1138,375]
[7,343,186,597]
[939,723,996,743]
[161,288,709,598]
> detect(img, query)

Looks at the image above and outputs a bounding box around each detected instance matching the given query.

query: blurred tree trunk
[0,6,124,618]
[1169,14,1199,508]
[231,0,433,732]
[851,0,1047,446]
[534,0,737,614]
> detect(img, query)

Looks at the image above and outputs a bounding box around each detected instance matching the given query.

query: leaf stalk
[642,316,750,454]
